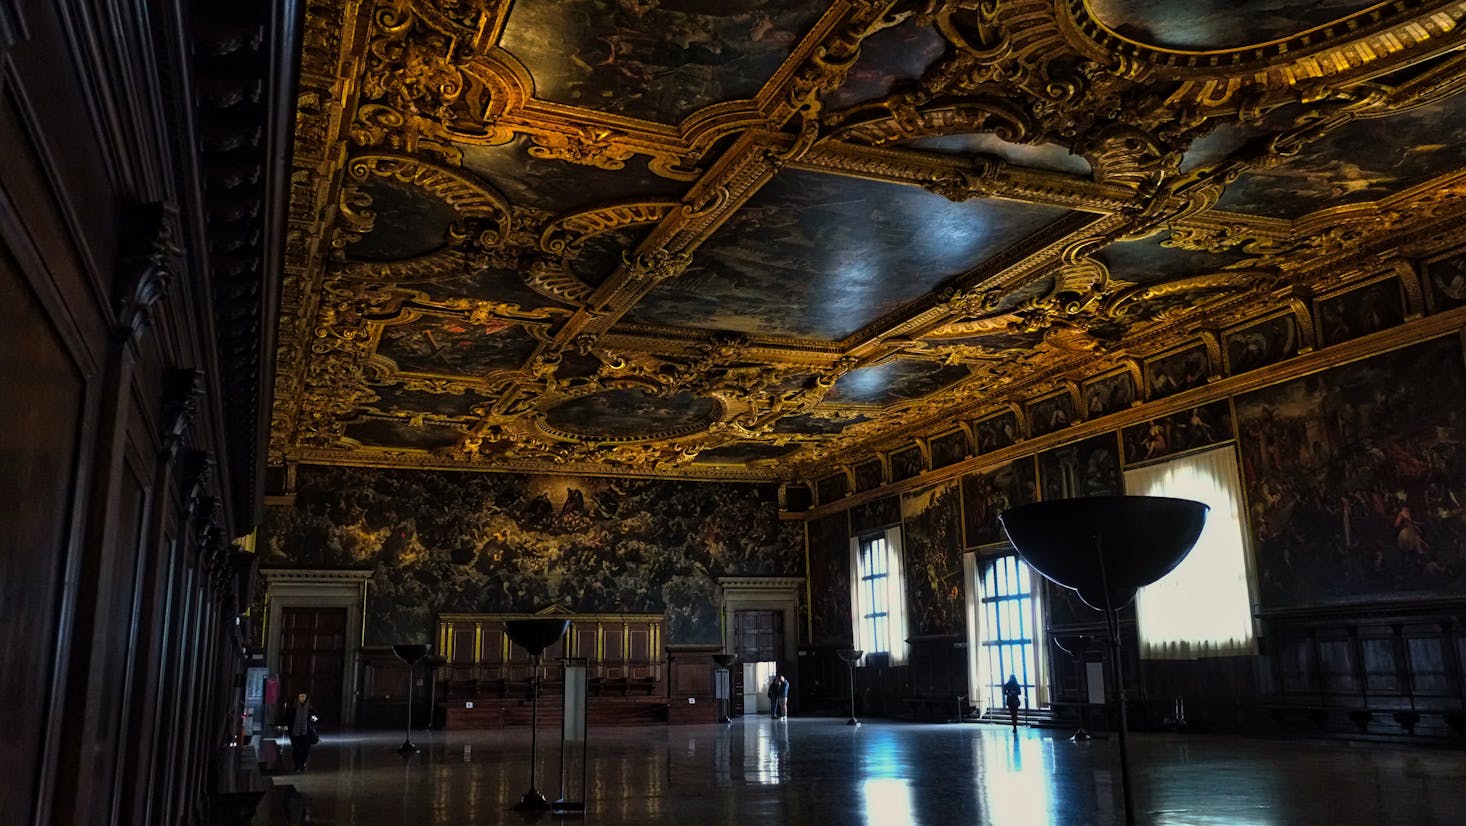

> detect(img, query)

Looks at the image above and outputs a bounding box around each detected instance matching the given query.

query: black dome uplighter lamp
[503,618,571,811]
[999,496,1207,826]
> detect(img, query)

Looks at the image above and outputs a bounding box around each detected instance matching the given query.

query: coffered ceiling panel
[272,0,1466,482]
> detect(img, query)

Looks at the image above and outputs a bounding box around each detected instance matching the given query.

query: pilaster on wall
[260,567,372,727]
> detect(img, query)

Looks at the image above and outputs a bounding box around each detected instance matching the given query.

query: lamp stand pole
[1096,535,1136,826]
[514,653,550,810]
[397,661,418,756]
[846,660,859,726]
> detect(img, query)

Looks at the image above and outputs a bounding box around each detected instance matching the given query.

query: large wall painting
[1235,336,1466,608]
[900,481,964,636]
[806,512,853,646]
[1121,401,1235,466]
[261,466,802,645]
[961,458,1038,549]
[1038,433,1122,501]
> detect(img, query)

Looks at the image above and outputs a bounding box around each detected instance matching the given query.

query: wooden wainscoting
[434,610,667,728]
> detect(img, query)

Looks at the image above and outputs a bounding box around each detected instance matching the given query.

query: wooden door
[734,609,782,663]
[732,610,783,715]
[279,607,348,726]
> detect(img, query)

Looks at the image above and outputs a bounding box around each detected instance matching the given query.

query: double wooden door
[278,607,347,726]
[731,610,783,715]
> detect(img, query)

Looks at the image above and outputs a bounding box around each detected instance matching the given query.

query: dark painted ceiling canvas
[273,0,1466,483]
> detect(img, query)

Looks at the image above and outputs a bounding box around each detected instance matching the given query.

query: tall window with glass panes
[980,553,1038,711]
[858,533,891,655]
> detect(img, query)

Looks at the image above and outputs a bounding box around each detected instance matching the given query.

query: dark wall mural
[1038,433,1122,501]
[1225,313,1299,375]
[1235,336,1466,608]
[890,445,924,482]
[1082,371,1137,419]
[961,458,1038,549]
[1316,278,1405,348]
[851,496,901,535]
[1121,401,1234,466]
[826,17,946,110]
[261,466,802,645]
[806,512,853,646]
[1146,342,1210,399]
[930,430,969,469]
[1426,248,1466,312]
[900,481,964,636]
[1028,392,1076,437]
[976,410,1021,453]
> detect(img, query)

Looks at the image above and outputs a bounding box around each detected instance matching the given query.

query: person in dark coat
[285,691,318,772]
[1002,675,1023,731]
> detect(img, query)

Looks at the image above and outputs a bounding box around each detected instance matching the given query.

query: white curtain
[963,552,987,715]
[1125,445,1257,659]
[884,527,909,665]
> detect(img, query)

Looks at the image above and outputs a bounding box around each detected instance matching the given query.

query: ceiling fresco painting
[459,138,687,211]
[343,419,465,451]
[902,133,1094,177]
[376,316,542,377]
[624,169,1072,340]
[826,359,973,405]
[499,0,827,123]
[1086,1,1382,50]
[1213,91,1466,219]
[823,16,947,109]
[365,383,490,419]
[272,0,1466,483]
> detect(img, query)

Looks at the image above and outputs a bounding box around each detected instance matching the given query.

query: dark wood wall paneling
[0,1,293,824]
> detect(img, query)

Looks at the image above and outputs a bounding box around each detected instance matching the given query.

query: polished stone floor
[256,717,1466,825]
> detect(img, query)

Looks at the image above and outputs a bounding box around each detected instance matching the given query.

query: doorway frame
[260,568,372,727]
[716,576,803,669]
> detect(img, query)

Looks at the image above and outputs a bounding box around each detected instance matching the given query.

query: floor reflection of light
[979,731,1052,826]
[745,718,788,785]
[861,777,916,826]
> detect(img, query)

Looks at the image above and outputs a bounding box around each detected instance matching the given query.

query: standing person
[285,691,319,772]
[1002,675,1022,731]
[774,674,790,719]
[767,675,779,719]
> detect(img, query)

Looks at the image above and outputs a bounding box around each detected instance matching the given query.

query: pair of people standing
[767,674,789,718]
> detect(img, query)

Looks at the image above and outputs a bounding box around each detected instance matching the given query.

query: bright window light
[1125,445,1257,659]
[851,527,908,664]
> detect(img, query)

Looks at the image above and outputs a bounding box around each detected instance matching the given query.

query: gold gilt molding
[270,0,1466,481]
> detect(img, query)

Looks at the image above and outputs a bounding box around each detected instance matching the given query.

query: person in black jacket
[1002,675,1022,731]
[284,691,318,772]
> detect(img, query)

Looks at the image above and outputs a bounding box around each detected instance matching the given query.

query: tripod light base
[397,741,419,756]
[845,718,860,726]
[513,788,552,810]
[1070,728,1091,741]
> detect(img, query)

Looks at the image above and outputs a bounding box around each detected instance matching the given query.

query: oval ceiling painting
[1085,1,1379,51]
[542,388,720,441]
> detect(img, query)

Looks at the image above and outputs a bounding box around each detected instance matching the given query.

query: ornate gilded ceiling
[273,0,1466,483]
